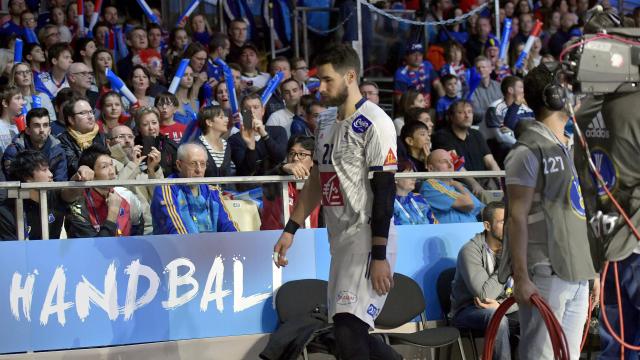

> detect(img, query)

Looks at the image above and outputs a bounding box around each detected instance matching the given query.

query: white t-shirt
[241,72,270,89]
[266,108,295,139]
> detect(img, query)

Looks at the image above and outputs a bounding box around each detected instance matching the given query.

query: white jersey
[314,99,398,254]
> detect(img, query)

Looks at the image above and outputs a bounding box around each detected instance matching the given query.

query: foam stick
[261,71,284,105]
[106,68,138,106]
[24,28,38,43]
[175,0,201,28]
[77,0,85,36]
[214,58,238,116]
[466,66,482,101]
[135,0,160,24]
[202,82,213,107]
[515,20,543,69]
[168,59,189,94]
[32,95,41,109]
[499,18,512,61]
[13,38,22,63]
[89,0,103,30]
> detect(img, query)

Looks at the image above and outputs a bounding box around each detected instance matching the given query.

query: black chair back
[436,268,456,319]
[275,279,328,324]
[375,273,426,329]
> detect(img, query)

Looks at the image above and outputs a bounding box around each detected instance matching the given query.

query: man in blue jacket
[2,107,68,181]
[151,143,238,234]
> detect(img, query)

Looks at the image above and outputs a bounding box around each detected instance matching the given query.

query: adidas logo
[585,113,610,139]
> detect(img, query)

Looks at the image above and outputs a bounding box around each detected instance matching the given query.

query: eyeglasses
[295,66,309,71]
[113,134,134,141]
[288,151,312,160]
[74,110,94,117]
[45,32,60,39]
[14,70,31,76]
[71,71,94,77]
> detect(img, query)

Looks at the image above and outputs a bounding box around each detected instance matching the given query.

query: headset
[541,61,567,111]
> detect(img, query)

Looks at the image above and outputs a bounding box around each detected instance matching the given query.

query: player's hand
[273,232,294,268]
[474,297,500,309]
[370,259,394,296]
[514,276,538,305]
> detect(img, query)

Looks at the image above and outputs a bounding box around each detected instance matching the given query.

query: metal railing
[4,170,505,240]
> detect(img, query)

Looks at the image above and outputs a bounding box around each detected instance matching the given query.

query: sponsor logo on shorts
[320,171,344,206]
[367,304,379,318]
[336,291,357,305]
[351,115,372,134]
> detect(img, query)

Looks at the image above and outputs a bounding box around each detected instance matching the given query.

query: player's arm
[370,170,396,294]
[507,184,537,305]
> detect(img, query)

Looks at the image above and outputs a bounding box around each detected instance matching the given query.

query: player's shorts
[327,250,398,329]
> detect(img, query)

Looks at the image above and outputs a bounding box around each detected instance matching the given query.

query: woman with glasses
[97,91,132,134]
[260,135,320,230]
[9,62,57,123]
[123,65,155,110]
[194,105,232,177]
[91,48,115,94]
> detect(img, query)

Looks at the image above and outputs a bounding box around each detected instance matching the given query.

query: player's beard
[320,83,349,107]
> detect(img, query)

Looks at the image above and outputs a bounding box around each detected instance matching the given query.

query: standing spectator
[117,26,148,81]
[173,65,202,125]
[38,42,73,99]
[9,62,57,123]
[0,86,22,153]
[91,48,115,94]
[156,92,187,143]
[133,106,178,177]
[393,89,426,134]
[124,65,155,110]
[266,78,303,139]
[359,81,380,105]
[436,74,461,126]
[2,107,67,181]
[67,62,99,107]
[97,91,132,135]
[393,42,444,109]
[466,16,493,65]
[420,149,484,223]
[470,56,502,125]
[227,19,249,64]
[150,143,238,234]
[239,44,270,89]
[394,160,438,225]
[229,93,287,176]
[194,105,232,177]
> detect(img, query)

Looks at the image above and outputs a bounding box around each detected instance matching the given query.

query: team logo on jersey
[590,149,617,197]
[384,149,397,166]
[336,291,357,305]
[351,115,372,134]
[320,172,344,206]
[585,112,610,139]
[567,177,586,219]
[367,304,379,318]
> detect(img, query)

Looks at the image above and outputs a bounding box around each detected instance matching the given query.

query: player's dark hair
[314,43,361,78]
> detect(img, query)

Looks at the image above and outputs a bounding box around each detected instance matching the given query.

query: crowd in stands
[0,0,634,240]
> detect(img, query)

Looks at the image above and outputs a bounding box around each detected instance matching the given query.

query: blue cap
[405,42,424,54]
[485,36,500,49]
[569,27,583,37]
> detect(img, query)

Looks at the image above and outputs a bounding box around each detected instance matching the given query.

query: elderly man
[67,62,99,108]
[150,143,238,234]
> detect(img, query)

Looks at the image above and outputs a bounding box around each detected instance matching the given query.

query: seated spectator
[394,160,437,225]
[294,96,325,137]
[135,48,167,97]
[0,150,90,240]
[155,92,186,143]
[393,89,427,134]
[266,78,303,139]
[400,121,431,172]
[548,12,578,58]
[68,67,98,107]
[470,56,502,125]
[436,74,461,126]
[0,86,23,153]
[420,149,484,223]
[97,91,133,135]
[133,106,178,177]
[66,145,147,237]
[239,43,270,89]
[37,24,62,50]
[50,87,75,136]
[359,81,380,105]
[394,42,444,109]
[38,42,73,99]
[481,76,534,167]
[9,62,57,123]
[190,14,213,47]
[261,135,320,230]
[3,108,68,181]
[150,143,238,234]
[194,105,232,177]
[440,42,470,98]
[229,93,287,176]
[173,65,201,125]
[58,96,108,175]
[451,202,519,360]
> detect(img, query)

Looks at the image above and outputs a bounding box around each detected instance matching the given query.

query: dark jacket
[0,192,64,240]
[58,131,108,177]
[134,134,179,177]
[194,135,232,177]
[228,126,288,176]
[2,134,68,181]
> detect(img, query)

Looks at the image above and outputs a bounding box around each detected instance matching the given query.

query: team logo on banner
[590,149,617,198]
[351,115,372,134]
[567,177,586,219]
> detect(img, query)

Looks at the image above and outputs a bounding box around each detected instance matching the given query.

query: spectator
[133,48,167,96]
[0,86,22,153]
[229,93,287,176]
[97,91,132,134]
[166,27,190,71]
[173,65,202,124]
[228,62,248,98]
[294,96,324,137]
[150,143,238,234]
[405,107,434,134]
[400,120,431,172]
[513,13,535,46]
[50,87,75,136]
[92,21,110,49]
[359,81,380,105]
[393,160,437,225]
[292,57,311,94]
[393,42,444,109]
[124,65,155,109]
[47,7,72,42]
[58,96,108,175]
[227,19,249,64]
[155,92,186,143]
[436,74,461,126]
[37,42,73,99]
[147,23,164,53]
[194,105,232,177]
[209,32,230,64]
[66,144,147,237]
[9,62,57,123]
[103,5,119,27]
[0,0,27,37]
[470,56,502,125]
[239,43,269,89]
[420,149,484,223]
[393,89,426,134]
[19,9,37,39]
[67,62,99,107]
[261,135,320,230]
[466,16,493,65]
[37,24,62,50]
[117,26,148,81]
[184,42,209,76]
[73,38,97,70]
[0,150,88,240]
[482,76,534,166]
[263,56,292,121]
[440,42,470,98]
[267,78,303,139]
[2,107,67,181]
[485,36,511,81]
[91,48,115,94]
[213,81,231,113]
[190,14,213,47]
[23,43,46,74]
[451,202,519,360]
[548,12,578,58]
[133,106,178,177]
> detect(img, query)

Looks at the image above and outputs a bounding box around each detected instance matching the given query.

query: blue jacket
[394,192,438,225]
[2,134,68,181]
[150,175,238,234]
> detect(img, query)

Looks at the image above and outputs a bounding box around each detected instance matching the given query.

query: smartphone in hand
[241,108,253,130]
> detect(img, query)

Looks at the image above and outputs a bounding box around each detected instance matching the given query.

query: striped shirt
[199,135,227,168]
